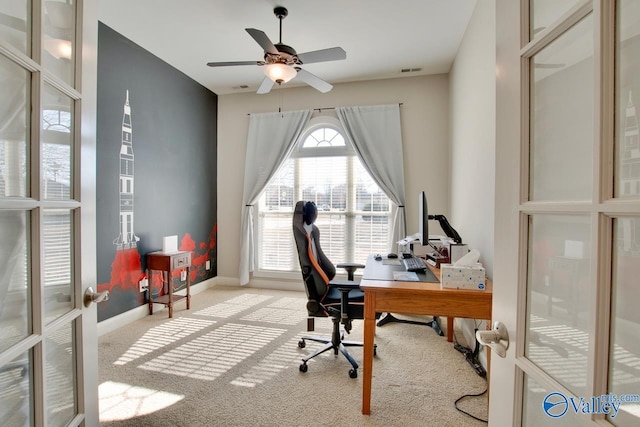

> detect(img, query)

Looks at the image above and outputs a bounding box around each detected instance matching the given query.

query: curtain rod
[311,103,403,112]
[246,103,403,116]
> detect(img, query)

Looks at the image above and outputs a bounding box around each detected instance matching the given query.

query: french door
[0,1,99,425]
[492,0,640,425]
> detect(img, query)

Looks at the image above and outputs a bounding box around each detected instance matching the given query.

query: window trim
[293,116,353,158]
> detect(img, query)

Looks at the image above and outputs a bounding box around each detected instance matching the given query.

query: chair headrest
[303,201,318,225]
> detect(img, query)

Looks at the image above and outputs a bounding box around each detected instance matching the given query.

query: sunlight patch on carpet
[241,307,307,325]
[266,297,307,309]
[193,294,273,318]
[230,334,306,388]
[113,318,216,366]
[99,381,184,422]
[137,323,286,381]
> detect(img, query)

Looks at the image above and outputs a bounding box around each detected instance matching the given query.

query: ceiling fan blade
[297,47,346,64]
[257,76,275,94]
[206,61,260,67]
[245,28,279,55]
[295,68,333,93]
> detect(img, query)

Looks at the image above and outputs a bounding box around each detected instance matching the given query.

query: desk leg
[362,292,376,415]
[447,317,454,342]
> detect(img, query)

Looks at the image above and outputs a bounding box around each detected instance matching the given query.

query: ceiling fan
[206,6,346,94]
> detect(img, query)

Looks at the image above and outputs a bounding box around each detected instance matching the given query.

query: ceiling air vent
[232,85,250,90]
[401,68,423,73]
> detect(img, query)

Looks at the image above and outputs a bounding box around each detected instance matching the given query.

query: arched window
[257,116,391,272]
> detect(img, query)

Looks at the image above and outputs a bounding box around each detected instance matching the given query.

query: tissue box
[440,263,486,290]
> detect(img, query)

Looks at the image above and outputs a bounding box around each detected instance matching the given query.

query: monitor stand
[376,313,444,336]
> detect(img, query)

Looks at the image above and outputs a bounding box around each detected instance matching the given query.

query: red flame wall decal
[97,224,216,309]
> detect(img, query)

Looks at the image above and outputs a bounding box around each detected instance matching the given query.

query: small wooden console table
[146,250,191,318]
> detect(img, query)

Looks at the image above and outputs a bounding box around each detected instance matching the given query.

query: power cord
[452,323,488,423]
[454,387,488,423]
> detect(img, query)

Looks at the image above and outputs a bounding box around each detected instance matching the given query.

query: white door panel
[493,1,640,426]
[0,0,99,425]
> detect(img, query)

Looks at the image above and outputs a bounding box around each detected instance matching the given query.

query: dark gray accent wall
[96,22,217,321]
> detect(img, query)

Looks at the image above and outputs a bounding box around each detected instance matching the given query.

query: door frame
[78,0,99,423]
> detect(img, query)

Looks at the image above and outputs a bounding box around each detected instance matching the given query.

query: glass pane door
[608,1,640,425]
[0,0,98,424]
[516,1,640,425]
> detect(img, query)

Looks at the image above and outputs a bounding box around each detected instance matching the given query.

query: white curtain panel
[336,104,407,251]
[239,109,312,285]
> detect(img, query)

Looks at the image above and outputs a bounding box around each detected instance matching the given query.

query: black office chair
[292,200,377,378]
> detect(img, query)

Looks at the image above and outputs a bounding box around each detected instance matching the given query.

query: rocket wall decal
[113,90,140,249]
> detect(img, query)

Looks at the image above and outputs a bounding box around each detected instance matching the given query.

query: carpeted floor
[98,286,488,426]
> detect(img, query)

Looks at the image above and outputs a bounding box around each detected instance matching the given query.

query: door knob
[476,321,510,358]
[84,287,110,307]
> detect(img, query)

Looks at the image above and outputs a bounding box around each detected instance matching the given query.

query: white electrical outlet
[206,260,211,270]
[180,270,187,281]
[139,278,148,293]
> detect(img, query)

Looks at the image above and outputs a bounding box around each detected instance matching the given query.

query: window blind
[258,147,391,272]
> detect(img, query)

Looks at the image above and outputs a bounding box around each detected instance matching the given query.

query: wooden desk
[146,251,191,318]
[360,257,492,415]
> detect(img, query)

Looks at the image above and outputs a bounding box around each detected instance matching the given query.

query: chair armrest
[328,279,360,332]
[329,280,360,290]
[336,263,366,281]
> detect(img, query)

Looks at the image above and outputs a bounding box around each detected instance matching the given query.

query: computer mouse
[387,253,398,259]
[374,254,382,261]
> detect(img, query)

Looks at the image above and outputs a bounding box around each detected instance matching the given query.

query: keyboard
[402,256,427,272]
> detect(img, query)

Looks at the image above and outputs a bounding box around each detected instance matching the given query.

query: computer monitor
[419,191,429,246]
[418,191,463,245]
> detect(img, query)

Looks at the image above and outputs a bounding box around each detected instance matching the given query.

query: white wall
[217,75,450,287]
[449,0,496,278]
[448,0,496,366]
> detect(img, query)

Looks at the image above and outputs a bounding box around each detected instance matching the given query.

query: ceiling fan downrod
[274,6,288,44]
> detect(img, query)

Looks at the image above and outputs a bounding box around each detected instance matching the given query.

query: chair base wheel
[298,339,306,348]
[349,368,357,378]
[300,363,308,373]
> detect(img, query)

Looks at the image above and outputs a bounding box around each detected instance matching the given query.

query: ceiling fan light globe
[264,63,296,84]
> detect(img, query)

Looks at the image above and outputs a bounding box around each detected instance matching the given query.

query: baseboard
[214,276,241,286]
[247,277,301,292]
[215,275,303,293]
[97,277,217,336]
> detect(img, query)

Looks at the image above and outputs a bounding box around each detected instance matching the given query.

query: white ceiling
[98,0,477,96]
